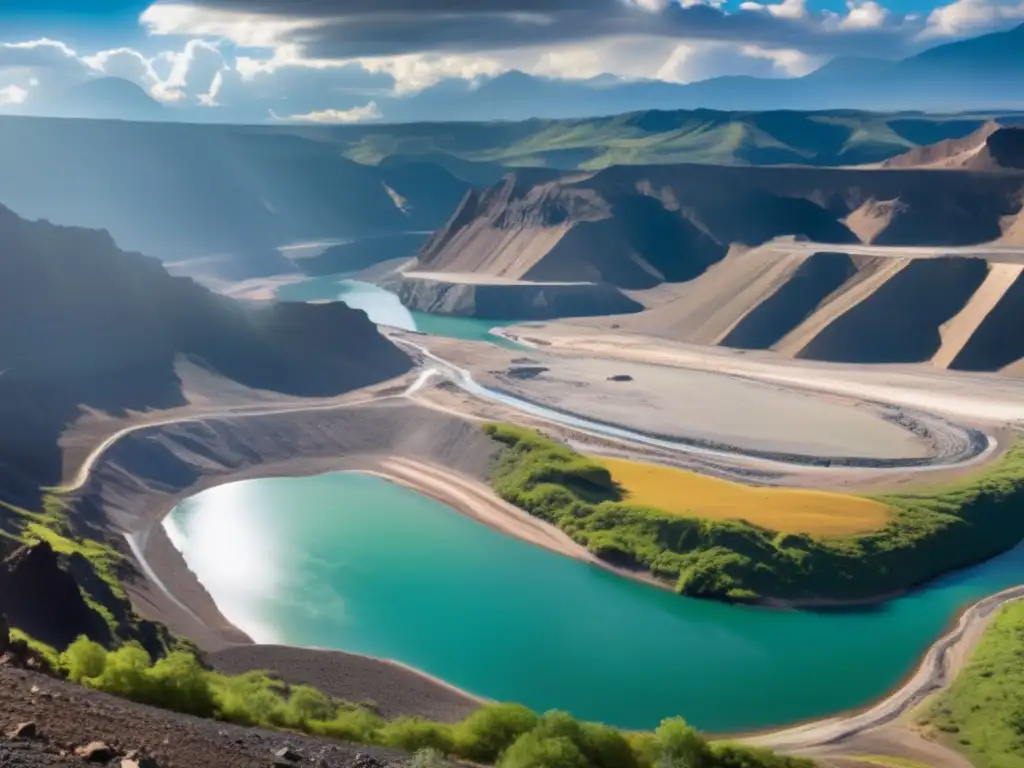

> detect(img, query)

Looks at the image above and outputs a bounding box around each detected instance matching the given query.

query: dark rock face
[987,127,1024,169]
[0,541,112,651]
[0,205,412,508]
[381,274,643,320]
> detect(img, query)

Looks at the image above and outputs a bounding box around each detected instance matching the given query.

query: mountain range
[385,22,1024,121]
[23,23,1024,124]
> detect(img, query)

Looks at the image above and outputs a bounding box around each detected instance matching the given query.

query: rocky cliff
[0,205,412,507]
[880,124,1024,171]
[413,164,1024,291]
[380,273,643,320]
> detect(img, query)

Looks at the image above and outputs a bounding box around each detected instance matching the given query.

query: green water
[165,473,1024,733]
[276,275,525,350]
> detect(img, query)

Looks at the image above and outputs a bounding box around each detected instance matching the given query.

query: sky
[0,0,1021,123]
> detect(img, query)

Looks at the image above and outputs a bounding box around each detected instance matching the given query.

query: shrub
[61,636,107,683]
[147,651,216,717]
[285,685,338,726]
[654,718,709,768]
[498,733,588,768]
[309,707,384,743]
[454,703,540,763]
[91,642,153,701]
[410,747,450,768]
[377,717,455,753]
[211,671,287,727]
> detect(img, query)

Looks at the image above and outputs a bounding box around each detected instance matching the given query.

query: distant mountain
[0,116,471,272]
[380,23,1024,120]
[320,108,1023,173]
[34,77,168,122]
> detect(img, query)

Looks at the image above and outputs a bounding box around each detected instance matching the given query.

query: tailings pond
[166,472,1024,733]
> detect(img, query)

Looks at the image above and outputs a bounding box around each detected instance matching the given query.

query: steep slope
[413,164,1024,291]
[0,205,412,508]
[949,268,1024,371]
[793,257,990,363]
[880,124,1024,170]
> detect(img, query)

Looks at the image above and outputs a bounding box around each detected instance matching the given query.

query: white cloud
[922,0,1024,36]
[198,68,224,106]
[532,47,605,79]
[140,3,323,48]
[740,44,819,75]
[655,43,698,82]
[837,0,891,28]
[281,101,383,124]
[739,0,808,20]
[0,38,82,71]
[83,39,226,104]
[0,84,28,106]
[358,54,506,94]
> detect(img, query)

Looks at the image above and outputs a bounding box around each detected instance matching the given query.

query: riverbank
[742,584,1024,760]
[135,455,1024,760]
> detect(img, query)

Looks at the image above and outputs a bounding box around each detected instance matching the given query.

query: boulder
[76,741,119,762]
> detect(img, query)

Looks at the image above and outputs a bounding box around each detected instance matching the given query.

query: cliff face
[380,273,643,320]
[0,205,412,503]
[413,164,1024,291]
[881,125,1024,171]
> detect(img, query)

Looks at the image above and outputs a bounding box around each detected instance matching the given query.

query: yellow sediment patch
[599,457,890,536]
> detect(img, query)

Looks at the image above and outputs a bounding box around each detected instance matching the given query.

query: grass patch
[9,627,61,670]
[599,457,890,536]
[484,423,1024,602]
[917,600,1024,768]
[57,636,810,768]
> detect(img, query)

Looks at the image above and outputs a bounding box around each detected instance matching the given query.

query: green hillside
[302,109,1022,178]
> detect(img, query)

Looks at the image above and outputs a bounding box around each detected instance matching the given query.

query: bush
[91,642,153,700]
[211,671,287,727]
[498,733,588,768]
[454,703,540,763]
[654,718,709,768]
[410,748,450,768]
[147,651,216,717]
[285,685,338,726]
[41,634,807,768]
[61,636,107,683]
[309,707,384,743]
[377,717,455,753]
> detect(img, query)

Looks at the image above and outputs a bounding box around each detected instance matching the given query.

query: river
[165,472,1024,734]
[275,275,524,350]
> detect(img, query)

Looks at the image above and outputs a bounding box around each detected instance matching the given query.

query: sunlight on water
[165,472,1024,732]
[336,280,417,331]
[163,482,290,644]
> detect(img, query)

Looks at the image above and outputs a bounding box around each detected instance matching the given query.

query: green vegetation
[57,636,808,768]
[0,494,167,649]
[8,627,60,670]
[484,423,1024,602]
[329,111,1012,173]
[918,600,1024,768]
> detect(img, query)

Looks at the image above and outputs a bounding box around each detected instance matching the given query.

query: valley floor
[44,328,1024,768]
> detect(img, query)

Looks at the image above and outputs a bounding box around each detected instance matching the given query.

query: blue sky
[0,0,1021,122]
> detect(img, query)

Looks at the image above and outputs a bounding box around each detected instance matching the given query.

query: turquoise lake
[275,275,524,350]
[165,472,1024,734]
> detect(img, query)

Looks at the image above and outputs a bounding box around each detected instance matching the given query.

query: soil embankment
[719,251,858,350]
[795,256,990,363]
